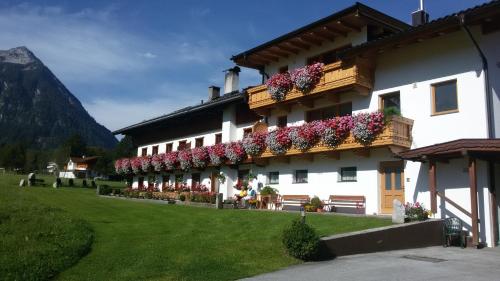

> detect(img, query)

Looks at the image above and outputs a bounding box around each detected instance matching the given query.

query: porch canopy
[398,139,500,247]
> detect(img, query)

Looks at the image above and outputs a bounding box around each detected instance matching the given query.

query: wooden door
[380,161,405,214]
[210,172,219,193]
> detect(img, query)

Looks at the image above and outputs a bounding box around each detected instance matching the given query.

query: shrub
[98,185,112,195]
[404,202,429,222]
[68,178,74,187]
[310,196,323,210]
[282,219,320,260]
[190,192,216,204]
[111,188,121,196]
[260,186,278,195]
[179,194,186,201]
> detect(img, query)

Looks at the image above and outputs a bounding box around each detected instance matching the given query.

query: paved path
[241,246,500,281]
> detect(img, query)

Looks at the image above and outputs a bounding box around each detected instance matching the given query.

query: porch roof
[398,139,500,162]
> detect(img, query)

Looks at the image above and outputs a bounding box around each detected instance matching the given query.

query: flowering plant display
[265,72,293,101]
[289,122,320,151]
[319,116,353,148]
[114,159,122,174]
[191,183,209,192]
[242,132,267,156]
[163,184,176,192]
[120,158,131,174]
[290,62,323,93]
[151,154,164,172]
[131,157,142,174]
[225,141,247,164]
[163,151,178,171]
[266,127,292,155]
[351,112,385,145]
[140,155,152,172]
[191,147,209,169]
[404,202,429,222]
[178,149,193,171]
[207,143,226,166]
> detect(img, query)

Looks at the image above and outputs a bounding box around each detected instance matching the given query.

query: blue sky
[0,0,490,132]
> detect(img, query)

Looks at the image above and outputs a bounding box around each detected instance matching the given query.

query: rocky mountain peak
[0,46,38,65]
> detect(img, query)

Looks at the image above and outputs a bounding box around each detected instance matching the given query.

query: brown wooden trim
[429,160,437,213]
[431,79,459,116]
[468,157,479,247]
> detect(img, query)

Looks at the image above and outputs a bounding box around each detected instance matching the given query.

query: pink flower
[178,149,193,171]
[225,141,247,164]
[191,147,209,169]
[266,72,293,101]
[163,151,178,171]
[207,143,226,166]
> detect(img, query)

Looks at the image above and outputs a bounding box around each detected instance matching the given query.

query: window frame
[191,173,201,187]
[268,171,279,185]
[165,143,173,153]
[152,145,159,155]
[431,79,459,116]
[293,170,308,184]
[215,133,222,144]
[243,128,253,138]
[378,91,401,111]
[339,167,357,182]
[178,140,187,151]
[195,137,204,148]
[141,148,147,156]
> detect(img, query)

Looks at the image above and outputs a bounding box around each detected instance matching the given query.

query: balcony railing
[257,116,413,158]
[247,58,374,110]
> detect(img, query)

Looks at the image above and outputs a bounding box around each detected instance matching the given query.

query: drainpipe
[458,13,498,246]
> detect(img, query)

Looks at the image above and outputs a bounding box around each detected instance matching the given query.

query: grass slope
[0,175,93,281]
[0,174,391,281]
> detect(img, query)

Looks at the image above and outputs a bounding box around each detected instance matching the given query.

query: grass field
[0,173,392,281]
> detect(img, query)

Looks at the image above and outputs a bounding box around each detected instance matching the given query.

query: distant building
[59,156,99,179]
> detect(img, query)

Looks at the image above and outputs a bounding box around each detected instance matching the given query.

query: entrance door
[210,172,219,193]
[380,161,405,214]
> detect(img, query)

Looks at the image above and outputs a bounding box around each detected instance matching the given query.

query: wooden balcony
[257,116,413,159]
[247,58,374,111]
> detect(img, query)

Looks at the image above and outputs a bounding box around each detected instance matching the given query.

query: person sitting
[243,186,256,208]
[234,187,247,204]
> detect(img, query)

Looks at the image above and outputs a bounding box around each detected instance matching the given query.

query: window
[238,170,249,185]
[174,174,183,189]
[307,45,351,65]
[191,173,201,188]
[278,65,288,74]
[141,148,147,156]
[268,172,279,184]
[165,143,173,152]
[306,103,352,122]
[152,145,159,155]
[138,177,144,188]
[432,80,458,115]
[215,133,222,144]
[195,137,204,148]
[162,175,170,189]
[243,128,253,138]
[380,92,401,111]
[277,115,287,128]
[339,167,357,182]
[178,140,187,151]
[294,170,308,184]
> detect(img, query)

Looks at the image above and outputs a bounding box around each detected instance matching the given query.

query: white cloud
[138,52,157,59]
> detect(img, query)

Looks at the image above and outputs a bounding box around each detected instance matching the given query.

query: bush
[310,196,323,210]
[282,218,320,260]
[111,188,122,196]
[179,194,186,201]
[260,186,278,195]
[68,178,74,187]
[190,192,216,204]
[404,202,429,222]
[97,185,112,195]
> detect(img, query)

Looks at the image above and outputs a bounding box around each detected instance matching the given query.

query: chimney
[412,0,429,26]
[208,86,220,101]
[223,66,240,94]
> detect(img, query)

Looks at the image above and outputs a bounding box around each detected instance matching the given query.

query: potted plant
[266,127,292,155]
[290,62,323,93]
[266,72,293,101]
[163,151,178,171]
[178,149,193,171]
[351,112,385,145]
[191,147,209,169]
[318,116,352,148]
[242,131,267,156]
[225,141,247,164]
[289,122,320,151]
[131,157,142,174]
[151,154,164,172]
[207,143,226,166]
[310,196,324,212]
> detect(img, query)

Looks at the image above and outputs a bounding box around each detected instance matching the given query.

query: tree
[113,136,135,159]
[63,134,87,157]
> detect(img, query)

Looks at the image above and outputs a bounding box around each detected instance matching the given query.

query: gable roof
[340,0,500,58]
[113,91,245,135]
[231,2,410,69]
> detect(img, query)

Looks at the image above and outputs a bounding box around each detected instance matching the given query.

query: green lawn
[0,173,391,281]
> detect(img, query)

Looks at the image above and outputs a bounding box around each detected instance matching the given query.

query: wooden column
[468,157,479,247]
[429,160,437,213]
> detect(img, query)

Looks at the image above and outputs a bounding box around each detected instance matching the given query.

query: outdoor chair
[442,217,466,248]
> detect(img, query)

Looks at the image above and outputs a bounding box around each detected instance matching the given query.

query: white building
[59,156,99,179]
[114,2,500,247]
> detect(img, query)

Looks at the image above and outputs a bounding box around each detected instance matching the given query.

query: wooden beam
[247,56,270,65]
[326,151,340,160]
[297,99,314,108]
[301,154,314,162]
[264,48,289,58]
[300,34,322,46]
[253,158,269,167]
[429,160,437,213]
[354,148,370,158]
[275,104,291,114]
[327,94,340,103]
[309,31,335,42]
[254,53,279,62]
[336,20,361,32]
[287,39,310,50]
[277,44,300,54]
[469,156,480,247]
[323,25,348,37]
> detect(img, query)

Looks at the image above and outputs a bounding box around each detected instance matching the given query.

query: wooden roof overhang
[340,1,500,59]
[231,3,409,69]
[398,139,500,163]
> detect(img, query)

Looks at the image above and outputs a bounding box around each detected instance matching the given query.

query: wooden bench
[280,195,310,210]
[325,195,366,214]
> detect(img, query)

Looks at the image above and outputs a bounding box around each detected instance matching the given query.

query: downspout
[458,13,498,246]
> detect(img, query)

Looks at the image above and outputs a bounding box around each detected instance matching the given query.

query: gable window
[152,145,159,155]
[294,170,308,184]
[306,103,352,122]
[268,172,279,184]
[215,133,222,144]
[195,137,204,148]
[339,167,357,182]
[166,143,173,152]
[379,92,401,112]
[141,148,147,156]
[277,115,287,128]
[432,80,458,115]
[243,128,253,138]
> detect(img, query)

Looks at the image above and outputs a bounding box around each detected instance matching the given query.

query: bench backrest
[282,195,310,201]
[329,195,365,202]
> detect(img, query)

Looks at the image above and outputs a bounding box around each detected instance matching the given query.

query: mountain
[0,46,117,149]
